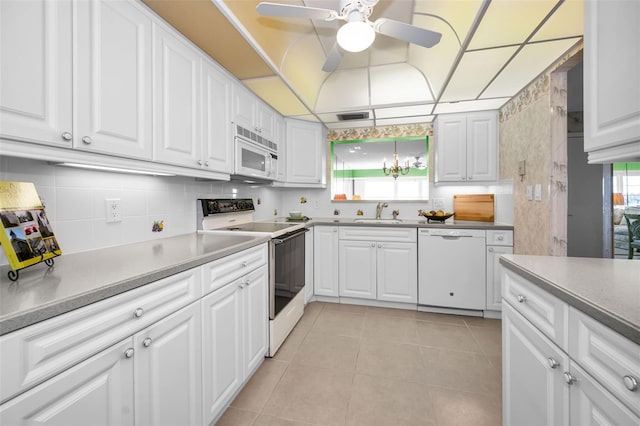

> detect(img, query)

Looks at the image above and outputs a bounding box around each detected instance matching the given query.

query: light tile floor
[216,302,502,426]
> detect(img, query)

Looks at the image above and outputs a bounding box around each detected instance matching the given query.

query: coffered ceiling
[142,0,583,129]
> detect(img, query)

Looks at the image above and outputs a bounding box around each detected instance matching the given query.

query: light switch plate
[534,184,542,201]
[526,185,533,201]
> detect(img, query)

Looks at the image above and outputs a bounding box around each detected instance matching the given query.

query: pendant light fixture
[382,140,410,179]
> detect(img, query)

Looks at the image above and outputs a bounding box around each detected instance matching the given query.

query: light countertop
[500,255,640,344]
[271,217,515,230]
[0,232,269,335]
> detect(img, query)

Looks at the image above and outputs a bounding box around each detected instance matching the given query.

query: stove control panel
[199,198,255,216]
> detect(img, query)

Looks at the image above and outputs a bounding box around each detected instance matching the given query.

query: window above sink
[331,136,429,202]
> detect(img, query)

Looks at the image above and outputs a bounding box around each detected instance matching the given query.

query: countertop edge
[499,257,640,345]
[297,218,515,230]
[0,236,269,336]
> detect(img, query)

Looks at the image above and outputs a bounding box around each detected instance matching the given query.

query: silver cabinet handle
[124,348,134,358]
[497,235,504,241]
[488,247,494,253]
[623,375,638,392]
[239,282,246,289]
[142,338,152,348]
[197,160,203,166]
[244,278,251,286]
[82,136,92,144]
[547,358,559,369]
[133,308,144,318]
[370,243,375,247]
[61,131,72,141]
[563,371,575,385]
[241,261,248,268]
[468,176,473,180]
[517,295,527,303]
[377,243,382,248]
[204,161,209,167]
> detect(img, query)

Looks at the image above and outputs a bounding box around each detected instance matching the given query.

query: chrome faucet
[375,202,388,219]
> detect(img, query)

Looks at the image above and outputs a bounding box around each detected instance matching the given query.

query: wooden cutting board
[453,194,495,222]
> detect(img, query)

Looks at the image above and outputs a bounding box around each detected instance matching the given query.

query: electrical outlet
[433,198,445,210]
[105,198,122,223]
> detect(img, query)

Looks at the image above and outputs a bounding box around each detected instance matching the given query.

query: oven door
[234,136,276,180]
[270,228,307,320]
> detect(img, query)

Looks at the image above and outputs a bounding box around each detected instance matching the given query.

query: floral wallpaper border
[328,123,433,141]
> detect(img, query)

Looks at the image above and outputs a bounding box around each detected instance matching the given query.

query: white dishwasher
[418,228,486,311]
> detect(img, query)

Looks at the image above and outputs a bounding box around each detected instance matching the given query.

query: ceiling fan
[256,0,442,72]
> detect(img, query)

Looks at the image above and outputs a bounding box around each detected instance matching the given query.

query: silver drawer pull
[143,338,152,348]
[563,371,575,385]
[124,348,134,358]
[82,136,92,144]
[516,294,527,303]
[241,261,248,267]
[244,278,251,286]
[61,131,72,141]
[497,235,504,241]
[547,358,559,369]
[623,375,638,392]
[488,248,494,253]
[133,308,144,318]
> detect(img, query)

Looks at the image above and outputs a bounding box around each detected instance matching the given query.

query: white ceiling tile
[481,38,581,99]
[326,119,375,129]
[376,116,434,126]
[468,0,558,49]
[530,0,583,42]
[375,105,433,119]
[370,63,433,105]
[242,76,310,116]
[441,46,519,102]
[434,98,510,114]
[316,68,370,113]
[281,33,331,107]
[413,0,483,46]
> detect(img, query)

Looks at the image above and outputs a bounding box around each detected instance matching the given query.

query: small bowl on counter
[289,211,303,219]
[418,210,455,223]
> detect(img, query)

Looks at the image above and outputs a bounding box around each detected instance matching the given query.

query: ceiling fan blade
[322,43,342,72]
[373,18,442,48]
[256,2,338,21]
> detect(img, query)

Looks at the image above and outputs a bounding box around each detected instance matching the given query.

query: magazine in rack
[0,181,61,279]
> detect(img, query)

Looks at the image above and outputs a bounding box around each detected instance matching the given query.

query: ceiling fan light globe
[337,21,375,52]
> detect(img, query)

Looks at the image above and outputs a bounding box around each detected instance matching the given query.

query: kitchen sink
[354,218,402,224]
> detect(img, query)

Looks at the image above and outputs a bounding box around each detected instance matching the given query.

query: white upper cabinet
[435,111,497,182]
[275,114,286,182]
[0,0,72,147]
[152,22,202,168]
[232,83,278,144]
[285,118,326,185]
[75,0,153,159]
[202,59,233,174]
[584,0,640,163]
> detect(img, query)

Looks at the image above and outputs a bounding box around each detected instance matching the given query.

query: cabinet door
[313,226,339,297]
[502,302,570,426]
[0,338,134,426]
[377,242,417,303]
[202,59,232,173]
[0,0,72,147]
[305,227,314,303]
[74,0,152,159]
[242,265,268,378]
[134,302,202,426]
[466,112,497,181]
[232,83,256,130]
[339,240,376,299]
[584,0,640,158]
[256,102,276,142]
[435,114,467,181]
[201,281,243,425]
[276,114,286,182]
[286,119,324,184]
[569,362,640,426]
[153,23,201,168]
[486,245,512,311]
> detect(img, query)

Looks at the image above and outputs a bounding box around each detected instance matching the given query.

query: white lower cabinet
[313,226,339,297]
[0,338,135,426]
[0,300,202,426]
[338,240,377,299]
[503,301,570,425]
[134,302,202,426]
[502,269,640,425]
[201,264,268,425]
[485,245,512,311]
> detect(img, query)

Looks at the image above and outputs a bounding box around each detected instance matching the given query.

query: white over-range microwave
[233,124,278,181]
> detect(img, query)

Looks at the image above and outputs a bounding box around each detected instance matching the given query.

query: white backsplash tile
[54,219,94,254]
[56,187,94,221]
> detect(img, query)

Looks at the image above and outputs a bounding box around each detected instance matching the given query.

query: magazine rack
[6,248,60,281]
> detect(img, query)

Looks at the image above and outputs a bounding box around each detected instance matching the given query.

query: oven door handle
[273,228,310,244]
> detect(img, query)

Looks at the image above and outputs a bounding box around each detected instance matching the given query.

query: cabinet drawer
[487,230,513,246]
[339,226,416,242]
[0,268,200,404]
[502,268,568,351]
[201,244,268,295]
[569,307,640,416]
